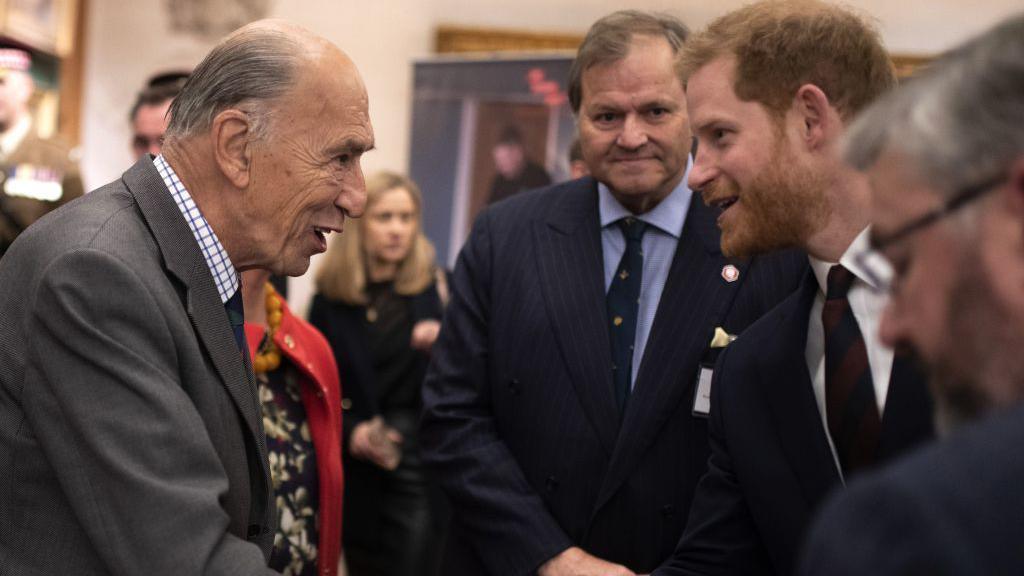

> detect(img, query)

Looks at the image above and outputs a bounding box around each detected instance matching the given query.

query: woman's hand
[349,416,403,470]
[410,319,441,352]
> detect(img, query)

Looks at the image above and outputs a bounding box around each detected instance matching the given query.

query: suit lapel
[533,178,619,456]
[593,196,752,512]
[761,270,841,506]
[122,158,270,484]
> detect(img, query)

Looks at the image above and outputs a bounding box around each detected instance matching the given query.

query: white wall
[80,0,1023,313]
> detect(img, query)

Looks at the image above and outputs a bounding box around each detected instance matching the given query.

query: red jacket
[245,296,344,576]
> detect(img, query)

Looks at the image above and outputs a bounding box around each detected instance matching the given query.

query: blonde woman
[309,171,447,576]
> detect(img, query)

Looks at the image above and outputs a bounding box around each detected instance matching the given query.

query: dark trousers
[344,411,447,576]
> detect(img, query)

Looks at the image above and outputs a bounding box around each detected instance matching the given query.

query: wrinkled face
[870,151,1024,431]
[244,51,373,276]
[687,56,828,257]
[132,100,172,160]
[492,143,525,179]
[577,34,691,214]
[363,187,417,266]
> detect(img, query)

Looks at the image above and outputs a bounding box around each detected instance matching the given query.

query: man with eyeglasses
[654,2,936,575]
[800,13,1024,575]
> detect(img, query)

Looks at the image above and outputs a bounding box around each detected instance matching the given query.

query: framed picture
[409,54,577,266]
[1,0,77,57]
[416,25,932,265]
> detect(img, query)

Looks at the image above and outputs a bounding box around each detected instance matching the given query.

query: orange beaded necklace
[252,282,283,373]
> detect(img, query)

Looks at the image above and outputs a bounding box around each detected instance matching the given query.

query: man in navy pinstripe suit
[420,10,805,576]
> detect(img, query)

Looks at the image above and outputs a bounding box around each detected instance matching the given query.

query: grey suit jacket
[0,158,277,575]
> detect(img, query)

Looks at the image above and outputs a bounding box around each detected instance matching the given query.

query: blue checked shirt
[154,154,239,304]
[599,159,693,387]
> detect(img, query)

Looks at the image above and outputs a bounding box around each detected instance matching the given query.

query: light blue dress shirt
[599,161,693,387]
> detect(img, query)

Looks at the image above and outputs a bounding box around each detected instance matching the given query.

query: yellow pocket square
[709,327,737,349]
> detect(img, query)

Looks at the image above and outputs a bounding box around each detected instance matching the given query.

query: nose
[339,166,367,218]
[616,115,648,150]
[688,140,716,191]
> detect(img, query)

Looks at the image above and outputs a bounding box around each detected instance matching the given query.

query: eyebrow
[329,138,376,157]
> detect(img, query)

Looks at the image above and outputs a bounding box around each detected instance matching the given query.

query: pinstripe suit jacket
[0,158,277,575]
[420,177,807,575]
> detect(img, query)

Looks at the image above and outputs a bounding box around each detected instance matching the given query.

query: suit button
[508,378,521,396]
[284,334,295,349]
[545,476,559,492]
[661,505,675,518]
[341,398,352,410]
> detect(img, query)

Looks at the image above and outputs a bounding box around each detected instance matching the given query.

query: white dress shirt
[805,228,894,479]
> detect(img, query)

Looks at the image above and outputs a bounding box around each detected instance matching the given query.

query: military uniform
[0,126,83,257]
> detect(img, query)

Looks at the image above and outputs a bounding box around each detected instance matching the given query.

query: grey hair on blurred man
[0,19,372,575]
[801,12,1024,576]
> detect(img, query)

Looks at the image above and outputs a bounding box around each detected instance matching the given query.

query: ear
[791,84,835,151]
[210,109,253,189]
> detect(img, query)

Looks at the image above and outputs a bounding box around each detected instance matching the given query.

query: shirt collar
[154,154,239,303]
[597,156,693,238]
[809,227,878,294]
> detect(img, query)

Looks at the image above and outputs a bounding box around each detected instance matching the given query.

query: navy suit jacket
[801,403,1024,576]
[656,270,935,576]
[420,177,806,575]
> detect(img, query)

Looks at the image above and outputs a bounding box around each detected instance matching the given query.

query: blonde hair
[315,171,437,305]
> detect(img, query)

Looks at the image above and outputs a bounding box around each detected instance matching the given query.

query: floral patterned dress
[259,364,320,576]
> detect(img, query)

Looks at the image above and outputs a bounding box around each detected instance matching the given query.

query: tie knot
[826,264,856,300]
[617,217,648,243]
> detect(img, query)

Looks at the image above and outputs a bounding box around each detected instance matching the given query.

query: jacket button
[284,334,295,349]
[341,398,352,410]
[661,505,675,518]
[544,476,559,492]
[508,378,521,395]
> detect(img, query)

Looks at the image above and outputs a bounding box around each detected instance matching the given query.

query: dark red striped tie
[823,264,881,476]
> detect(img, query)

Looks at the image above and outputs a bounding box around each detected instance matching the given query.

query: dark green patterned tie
[607,217,647,416]
[225,287,247,356]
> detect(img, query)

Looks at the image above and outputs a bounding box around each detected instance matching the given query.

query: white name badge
[692,366,713,417]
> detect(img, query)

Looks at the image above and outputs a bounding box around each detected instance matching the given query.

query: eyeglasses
[855,172,1007,292]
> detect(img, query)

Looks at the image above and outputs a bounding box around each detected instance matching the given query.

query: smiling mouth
[708,195,739,212]
[313,225,342,246]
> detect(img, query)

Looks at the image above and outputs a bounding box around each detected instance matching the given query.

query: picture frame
[436,24,932,78]
[1,0,78,57]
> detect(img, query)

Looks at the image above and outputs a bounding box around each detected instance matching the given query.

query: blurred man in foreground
[802,13,1024,575]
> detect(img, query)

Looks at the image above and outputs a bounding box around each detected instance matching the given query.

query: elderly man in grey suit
[0,20,371,575]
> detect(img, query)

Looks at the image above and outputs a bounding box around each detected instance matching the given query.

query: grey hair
[844,13,1024,198]
[165,26,306,142]
[568,10,689,114]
